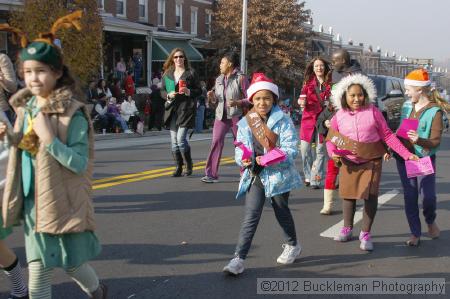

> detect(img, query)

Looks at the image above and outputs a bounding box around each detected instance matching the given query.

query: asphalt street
[1,131,449,299]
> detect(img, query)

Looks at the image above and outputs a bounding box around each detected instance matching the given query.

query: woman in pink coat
[298,57,331,188]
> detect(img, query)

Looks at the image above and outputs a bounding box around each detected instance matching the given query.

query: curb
[94,128,213,141]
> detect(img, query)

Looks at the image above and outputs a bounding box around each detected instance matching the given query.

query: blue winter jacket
[235,105,302,199]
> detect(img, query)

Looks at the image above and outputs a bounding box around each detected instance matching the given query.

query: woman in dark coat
[160,48,201,177]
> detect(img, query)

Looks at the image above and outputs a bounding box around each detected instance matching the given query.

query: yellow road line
[93,156,236,190]
[93,157,234,184]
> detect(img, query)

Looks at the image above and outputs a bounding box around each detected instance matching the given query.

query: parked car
[368,75,407,130]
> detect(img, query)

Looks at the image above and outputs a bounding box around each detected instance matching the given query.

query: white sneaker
[276,244,301,264]
[124,129,133,134]
[223,257,244,275]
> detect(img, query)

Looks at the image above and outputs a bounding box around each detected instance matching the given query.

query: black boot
[171,150,183,177]
[181,148,193,176]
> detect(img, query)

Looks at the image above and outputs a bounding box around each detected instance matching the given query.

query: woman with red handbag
[298,57,332,189]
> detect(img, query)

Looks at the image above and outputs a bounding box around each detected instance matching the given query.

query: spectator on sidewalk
[133,52,143,86]
[195,80,207,133]
[110,78,123,102]
[149,82,164,131]
[91,93,115,133]
[86,80,98,104]
[97,78,112,100]
[116,57,126,85]
[107,97,132,133]
[121,95,139,132]
[124,70,135,97]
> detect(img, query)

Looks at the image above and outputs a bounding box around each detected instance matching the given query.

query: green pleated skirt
[24,190,101,269]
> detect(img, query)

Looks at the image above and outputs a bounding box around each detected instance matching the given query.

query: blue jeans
[116,116,129,131]
[300,134,325,186]
[195,105,205,133]
[395,155,437,238]
[170,116,189,152]
[234,177,297,259]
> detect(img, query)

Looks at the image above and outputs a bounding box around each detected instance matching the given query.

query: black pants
[234,177,297,259]
[128,115,139,131]
[149,101,164,130]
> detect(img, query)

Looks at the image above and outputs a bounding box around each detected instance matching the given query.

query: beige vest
[2,92,96,234]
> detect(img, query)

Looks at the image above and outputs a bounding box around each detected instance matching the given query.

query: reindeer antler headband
[34,10,83,45]
[0,24,28,48]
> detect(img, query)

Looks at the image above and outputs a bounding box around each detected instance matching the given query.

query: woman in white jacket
[121,95,139,131]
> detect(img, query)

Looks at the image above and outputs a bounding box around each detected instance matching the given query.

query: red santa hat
[404,69,431,87]
[247,73,279,102]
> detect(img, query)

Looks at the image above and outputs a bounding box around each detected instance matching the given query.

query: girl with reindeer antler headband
[0,11,107,298]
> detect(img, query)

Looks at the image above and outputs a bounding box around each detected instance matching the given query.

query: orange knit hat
[404,69,431,87]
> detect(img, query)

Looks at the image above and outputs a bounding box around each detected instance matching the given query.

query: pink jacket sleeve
[325,115,338,157]
[373,107,411,160]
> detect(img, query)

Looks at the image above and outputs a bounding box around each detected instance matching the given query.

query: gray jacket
[213,70,247,120]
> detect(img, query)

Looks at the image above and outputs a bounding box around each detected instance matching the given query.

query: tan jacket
[2,87,96,234]
[0,53,17,112]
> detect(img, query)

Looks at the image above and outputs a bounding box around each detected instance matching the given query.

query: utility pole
[240,0,248,74]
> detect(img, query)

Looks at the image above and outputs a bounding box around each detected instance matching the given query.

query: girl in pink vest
[326,74,418,251]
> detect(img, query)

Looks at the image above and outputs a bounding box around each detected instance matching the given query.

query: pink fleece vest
[335,105,381,143]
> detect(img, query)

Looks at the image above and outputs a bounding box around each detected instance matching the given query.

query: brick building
[0,0,213,86]
[99,0,213,86]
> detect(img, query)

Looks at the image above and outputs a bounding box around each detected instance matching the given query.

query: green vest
[400,101,441,157]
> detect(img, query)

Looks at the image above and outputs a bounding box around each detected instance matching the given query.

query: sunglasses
[174,55,184,59]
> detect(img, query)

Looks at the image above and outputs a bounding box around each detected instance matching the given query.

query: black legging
[343,195,378,232]
[128,115,139,131]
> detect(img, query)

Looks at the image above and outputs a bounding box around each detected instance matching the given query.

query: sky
[304,0,450,67]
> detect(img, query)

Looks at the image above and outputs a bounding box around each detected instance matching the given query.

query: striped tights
[2,257,28,298]
[28,260,99,299]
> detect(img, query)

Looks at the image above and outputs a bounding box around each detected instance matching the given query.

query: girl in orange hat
[394,69,450,246]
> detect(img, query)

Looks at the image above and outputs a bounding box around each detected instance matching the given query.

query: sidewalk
[94,128,213,141]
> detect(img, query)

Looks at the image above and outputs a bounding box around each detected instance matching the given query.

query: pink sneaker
[359,231,373,251]
[334,226,353,242]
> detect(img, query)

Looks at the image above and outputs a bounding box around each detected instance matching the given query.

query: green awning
[152,38,204,62]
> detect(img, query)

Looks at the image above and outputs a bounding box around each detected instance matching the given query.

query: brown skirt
[339,158,382,200]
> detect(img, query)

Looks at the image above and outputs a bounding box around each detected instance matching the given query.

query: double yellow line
[93,156,236,190]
